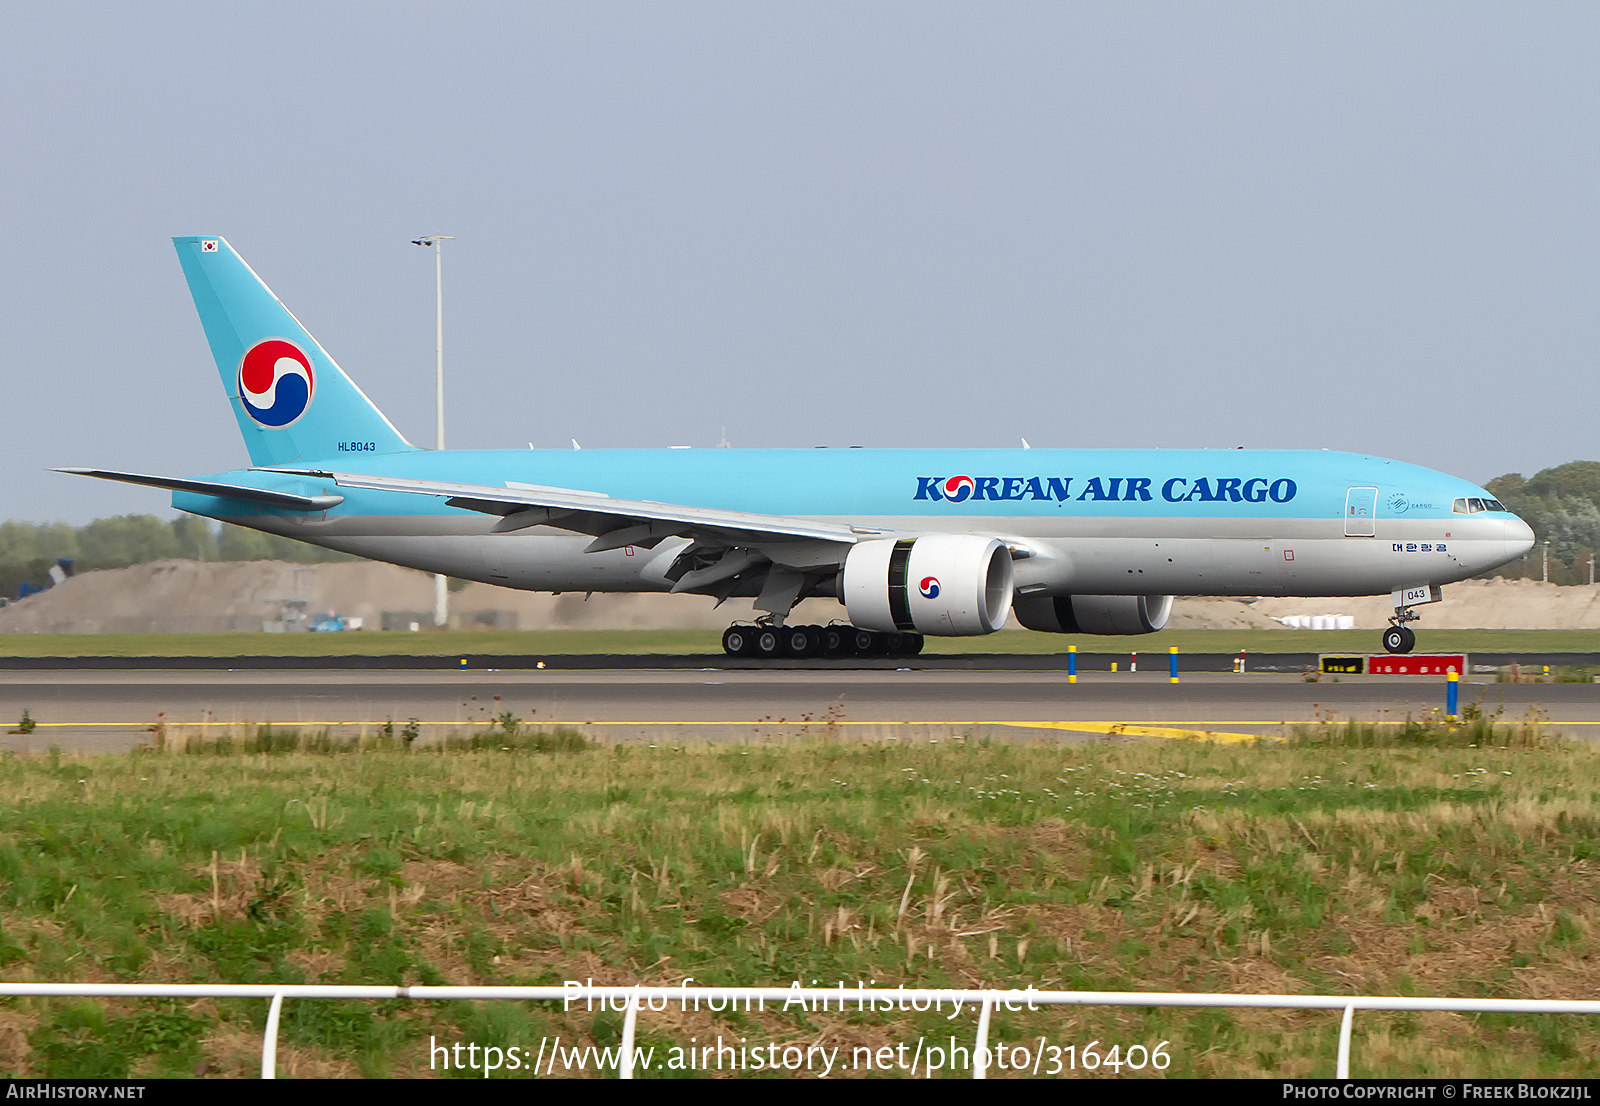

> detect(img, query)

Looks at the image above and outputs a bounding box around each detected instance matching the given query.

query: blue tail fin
[173,236,416,467]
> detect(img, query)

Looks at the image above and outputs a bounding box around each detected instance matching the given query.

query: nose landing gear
[1382,607,1422,653]
[1380,585,1442,654]
[1381,624,1416,654]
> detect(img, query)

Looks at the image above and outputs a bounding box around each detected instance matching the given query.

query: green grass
[0,716,1595,1077]
[1,628,1598,658]
[1289,702,1557,749]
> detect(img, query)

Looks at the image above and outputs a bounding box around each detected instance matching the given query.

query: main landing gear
[1382,607,1421,654]
[722,622,925,659]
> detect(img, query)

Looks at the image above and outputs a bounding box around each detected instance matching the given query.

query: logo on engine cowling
[919,576,941,599]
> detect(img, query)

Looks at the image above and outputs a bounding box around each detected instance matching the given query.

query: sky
[4,2,1598,523]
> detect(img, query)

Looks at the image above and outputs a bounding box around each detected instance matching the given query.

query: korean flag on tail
[200,239,218,253]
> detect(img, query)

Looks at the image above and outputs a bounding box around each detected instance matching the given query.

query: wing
[265,468,877,593]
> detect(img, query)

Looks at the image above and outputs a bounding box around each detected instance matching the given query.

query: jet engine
[842,535,1014,636]
[1012,594,1173,635]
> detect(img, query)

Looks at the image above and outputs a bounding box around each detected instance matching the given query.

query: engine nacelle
[842,535,1014,636]
[1013,594,1174,635]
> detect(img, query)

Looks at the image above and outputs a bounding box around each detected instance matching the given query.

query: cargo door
[1215,540,1284,595]
[1344,487,1377,537]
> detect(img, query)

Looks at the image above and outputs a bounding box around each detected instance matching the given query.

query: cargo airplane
[63,236,1535,657]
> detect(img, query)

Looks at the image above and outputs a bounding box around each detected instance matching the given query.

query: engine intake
[843,535,1014,636]
[1013,594,1173,635]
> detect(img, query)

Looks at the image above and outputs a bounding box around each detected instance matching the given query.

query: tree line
[1486,461,1600,584]
[0,516,351,600]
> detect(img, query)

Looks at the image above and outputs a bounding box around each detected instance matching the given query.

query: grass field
[2,627,1599,658]
[0,714,1595,1078]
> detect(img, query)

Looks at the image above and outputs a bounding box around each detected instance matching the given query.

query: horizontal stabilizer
[57,469,344,511]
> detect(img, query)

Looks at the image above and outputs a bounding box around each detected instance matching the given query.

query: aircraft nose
[1504,514,1535,559]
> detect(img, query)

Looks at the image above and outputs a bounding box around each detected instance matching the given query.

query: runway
[1,668,1594,752]
[1,650,1595,671]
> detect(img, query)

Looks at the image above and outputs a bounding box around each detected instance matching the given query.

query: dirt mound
[0,559,845,635]
[1163,598,1288,631]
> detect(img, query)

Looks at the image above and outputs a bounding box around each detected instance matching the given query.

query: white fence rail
[0,983,1595,1079]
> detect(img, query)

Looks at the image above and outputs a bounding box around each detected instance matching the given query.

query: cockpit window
[1453,498,1469,514]
[1468,497,1486,513]
[1454,497,1507,514]
[1483,498,1505,512]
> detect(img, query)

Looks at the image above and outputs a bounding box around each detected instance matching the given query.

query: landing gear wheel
[754,628,783,659]
[1382,625,1416,654]
[821,626,852,656]
[851,628,884,655]
[781,625,821,658]
[900,632,925,656]
[722,625,758,657]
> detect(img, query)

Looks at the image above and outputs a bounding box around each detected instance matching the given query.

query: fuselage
[173,446,1534,601]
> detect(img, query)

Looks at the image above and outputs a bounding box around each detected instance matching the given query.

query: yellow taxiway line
[993,721,1271,743]
[30,719,1600,728]
[38,717,1593,745]
[17,719,1267,743]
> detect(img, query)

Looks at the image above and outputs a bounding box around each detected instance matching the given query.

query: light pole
[1542,541,1550,584]
[412,234,456,628]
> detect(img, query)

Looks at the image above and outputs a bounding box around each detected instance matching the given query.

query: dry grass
[0,723,1595,1077]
